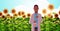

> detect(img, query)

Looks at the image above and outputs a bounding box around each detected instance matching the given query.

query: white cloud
[52,6,60,13]
[14,0,49,16]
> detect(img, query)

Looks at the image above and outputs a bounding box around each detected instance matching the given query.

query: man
[29,5,42,31]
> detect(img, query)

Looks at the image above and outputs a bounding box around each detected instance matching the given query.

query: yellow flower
[44,15,46,18]
[54,14,58,18]
[48,4,54,10]
[21,11,25,16]
[13,13,18,17]
[7,14,10,16]
[0,12,2,16]
[10,16,13,18]
[6,14,11,18]
[27,13,31,17]
[58,10,60,15]
[47,13,53,18]
[42,9,47,14]
[18,11,21,16]
[11,9,16,14]
[22,15,26,18]
[51,15,53,18]
[2,15,6,18]
[3,9,8,14]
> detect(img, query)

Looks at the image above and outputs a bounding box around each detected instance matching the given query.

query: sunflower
[13,13,18,17]
[58,10,60,15]
[18,11,21,16]
[11,9,16,14]
[48,4,54,10]
[22,15,26,18]
[7,14,10,16]
[54,14,58,18]
[44,15,46,18]
[10,16,13,18]
[6,14,11,18]
[2,15,6,18]
[50,15,53,18]
[3,9,8,14]
[27,13,31,17]
[47,13,52,18]
[21,11,25,16]
[0,12,2,16]
[42,9,47,14]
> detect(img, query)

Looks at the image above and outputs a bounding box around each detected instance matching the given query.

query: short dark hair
[34,5,38,8]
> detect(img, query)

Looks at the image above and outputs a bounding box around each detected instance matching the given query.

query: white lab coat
[29,13,42,31]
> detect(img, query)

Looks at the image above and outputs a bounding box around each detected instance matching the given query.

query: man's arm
[29,14,33,24]
[39,14,42,23]
[40,14,42,22]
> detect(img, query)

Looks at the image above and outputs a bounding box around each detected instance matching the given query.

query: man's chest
[34,14,39,22]
[34,14,39,19]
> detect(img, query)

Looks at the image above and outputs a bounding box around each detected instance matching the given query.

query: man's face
[34,6,39,13]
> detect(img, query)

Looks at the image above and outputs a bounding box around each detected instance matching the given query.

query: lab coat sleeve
[29,14,33,24]
[40,14,42,23]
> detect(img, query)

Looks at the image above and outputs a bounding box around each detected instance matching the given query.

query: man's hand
[34,21,36,23]
[34,21,36,26]
[34,23,36,26]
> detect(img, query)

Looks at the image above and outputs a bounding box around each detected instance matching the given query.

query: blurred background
[0,0,60,31]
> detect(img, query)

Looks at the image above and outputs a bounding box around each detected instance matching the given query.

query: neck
[35,12,38,13]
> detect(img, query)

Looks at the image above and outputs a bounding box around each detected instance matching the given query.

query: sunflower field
[0,4,60,31]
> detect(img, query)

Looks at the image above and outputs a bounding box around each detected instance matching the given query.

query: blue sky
[0,0,60,13]
[0,0,24,12]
